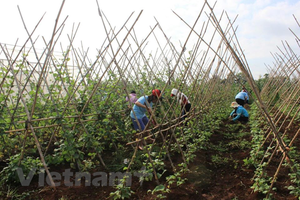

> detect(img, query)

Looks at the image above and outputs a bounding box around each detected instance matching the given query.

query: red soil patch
[8,119,300,200]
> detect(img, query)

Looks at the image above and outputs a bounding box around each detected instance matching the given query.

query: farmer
[235,90,249,107]
[229,102,249,123]
[171,88,191,123]
[130,89,161,131]
[241,86,249,104]
[126,90,138,108]
[241,85,248,93]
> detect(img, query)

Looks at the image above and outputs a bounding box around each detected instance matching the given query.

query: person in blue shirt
[229,102,249,123]
[235,90,249,107]
[241,86,249,104]
[130,89,161,131]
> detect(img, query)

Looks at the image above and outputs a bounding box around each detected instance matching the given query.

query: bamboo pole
[0,43,56,188]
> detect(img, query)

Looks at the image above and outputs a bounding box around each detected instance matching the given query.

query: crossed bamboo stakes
[0,1,299,196]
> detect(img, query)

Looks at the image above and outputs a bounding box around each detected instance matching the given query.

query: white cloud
[218,0,300,77]
[1,0,299,79]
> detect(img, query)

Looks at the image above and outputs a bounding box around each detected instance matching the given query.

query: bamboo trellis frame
[0,1,299,197]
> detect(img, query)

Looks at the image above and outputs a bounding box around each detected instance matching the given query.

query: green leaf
[152,184,165,194]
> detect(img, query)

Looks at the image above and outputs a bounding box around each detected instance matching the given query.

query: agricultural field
[0,1,300,200]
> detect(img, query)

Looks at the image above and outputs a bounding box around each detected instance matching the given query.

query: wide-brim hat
[230,102,239,108]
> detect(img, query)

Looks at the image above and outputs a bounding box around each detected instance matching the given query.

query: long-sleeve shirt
[130,96,152,119]
[126,93,138,103]
[171,89,190,106]
[230,106,249,121]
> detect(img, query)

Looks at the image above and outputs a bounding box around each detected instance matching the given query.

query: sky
[0,0,299,79]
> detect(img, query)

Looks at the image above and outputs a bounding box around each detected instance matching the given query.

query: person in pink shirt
[126,90,138,108]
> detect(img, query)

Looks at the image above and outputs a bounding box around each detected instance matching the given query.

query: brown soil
[8,118,300,200]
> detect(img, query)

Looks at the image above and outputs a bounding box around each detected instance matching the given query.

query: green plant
[243,157,256,168]
[0,185,32,200]
[148,184,170,199]
[285,152,300,197]
[166,171,187,187]
[251,163,274,195]
[211,154,229,167]
[109,177,134,200]
[0,154,43,186]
